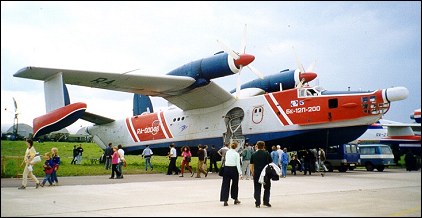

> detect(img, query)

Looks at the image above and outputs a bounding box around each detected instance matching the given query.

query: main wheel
[365,163,374,171]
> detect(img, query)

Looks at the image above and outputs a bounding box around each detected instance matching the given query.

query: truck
[324,143,360,172]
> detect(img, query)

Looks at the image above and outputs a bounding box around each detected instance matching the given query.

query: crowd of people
[18,138,418,209]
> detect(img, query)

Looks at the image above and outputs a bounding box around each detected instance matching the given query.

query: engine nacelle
[230,69,317,94]
[167,52,239,87]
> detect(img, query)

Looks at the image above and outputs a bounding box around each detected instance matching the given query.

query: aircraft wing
[14,66,196,96]
[14,66,235,110]
[166,81,235,110]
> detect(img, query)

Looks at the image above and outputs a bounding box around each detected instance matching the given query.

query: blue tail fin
[133,94,153,116]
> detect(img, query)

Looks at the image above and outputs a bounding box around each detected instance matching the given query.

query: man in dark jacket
[208,145,219,173]
[104,143,113,170]
[250,141,272,208]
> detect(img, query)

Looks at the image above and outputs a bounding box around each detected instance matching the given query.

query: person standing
[270,146,279,166]
[196,145,208,178]
[166,143,180,175]
[71,145,78,164]
[141,145,154,171]
[289,155,300,175]
[40,152,54,187]
[117,144,125,179]
[50,147,60,186]
[241,143,253,179]
[18,139,40,189]
[219,142,242,206]
[250,140,272,207]
[276,145,283,169]
[179,145,193,177]
[76,144,84,164]
[304,150,313,175]
[208,145,219,173]
[317,147,328,177]
[281,148,289,178]
[218,143,229,167]
[104,143,113,170]
[110,146,121,179]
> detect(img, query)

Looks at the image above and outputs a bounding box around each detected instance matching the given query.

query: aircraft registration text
[286,106,320,114]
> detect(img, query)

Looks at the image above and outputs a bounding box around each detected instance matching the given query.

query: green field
[1,140,209,178]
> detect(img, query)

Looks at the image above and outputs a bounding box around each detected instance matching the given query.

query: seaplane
[13,31,409,155]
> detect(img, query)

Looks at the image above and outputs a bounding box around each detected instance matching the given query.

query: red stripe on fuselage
[159,112,173,138]
[125,118,138,142]
[264,94,289,126]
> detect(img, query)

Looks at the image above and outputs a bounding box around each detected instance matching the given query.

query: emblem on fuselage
[136,120,160,135]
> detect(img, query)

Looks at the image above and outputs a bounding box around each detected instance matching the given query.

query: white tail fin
[44,72,66,113]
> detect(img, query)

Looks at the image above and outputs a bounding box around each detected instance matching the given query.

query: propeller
[12,97,18,114]
[12,97,19,138]
[292,46,318,88]
[217,24,264,99]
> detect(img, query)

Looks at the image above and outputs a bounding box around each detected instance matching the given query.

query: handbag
[30,154,41,165]
[218,160,225,177]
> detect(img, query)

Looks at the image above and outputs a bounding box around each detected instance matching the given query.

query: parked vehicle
[324,143,360,172]
[358,144,395,172]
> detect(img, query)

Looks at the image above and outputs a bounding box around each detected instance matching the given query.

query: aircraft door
[224,107,245,152]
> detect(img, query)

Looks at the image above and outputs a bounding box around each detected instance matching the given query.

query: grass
[1,140,212,178]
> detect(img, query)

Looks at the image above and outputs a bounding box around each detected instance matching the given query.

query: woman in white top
[18,139,40,189]
[219,142,242,206]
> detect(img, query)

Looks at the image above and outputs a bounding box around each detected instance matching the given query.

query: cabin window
[172,117,185,122]
[328,99,338,109]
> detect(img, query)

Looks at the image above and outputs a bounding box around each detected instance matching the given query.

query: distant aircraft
[410,108,421,124]
[355,118,421,163]
[13,30,410,155]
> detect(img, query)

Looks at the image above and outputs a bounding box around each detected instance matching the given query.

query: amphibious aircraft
[13,39,409,155]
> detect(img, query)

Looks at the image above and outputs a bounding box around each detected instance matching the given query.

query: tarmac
[1,168,421,217]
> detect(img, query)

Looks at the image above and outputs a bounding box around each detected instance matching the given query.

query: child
[40,152,54,187]
[289,155,301,175]
[51,147,60,186]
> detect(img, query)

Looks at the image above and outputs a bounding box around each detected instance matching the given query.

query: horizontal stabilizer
[33,102,87,138]
[82,112,115,125]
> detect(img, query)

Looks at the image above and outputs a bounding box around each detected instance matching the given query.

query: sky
[1,1,421,134]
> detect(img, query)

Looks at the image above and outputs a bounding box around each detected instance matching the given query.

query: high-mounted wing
[14,66,236,110]
[14,66,196,96]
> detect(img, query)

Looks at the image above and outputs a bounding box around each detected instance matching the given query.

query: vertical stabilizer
[44,72,65,113]
[133,94,154,115]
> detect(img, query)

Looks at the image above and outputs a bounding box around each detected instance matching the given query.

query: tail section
[133,94,153,115]
[44,72,70,112]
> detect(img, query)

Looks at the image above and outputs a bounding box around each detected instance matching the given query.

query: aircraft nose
[383,86,409,102]
[234,54,255,67]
